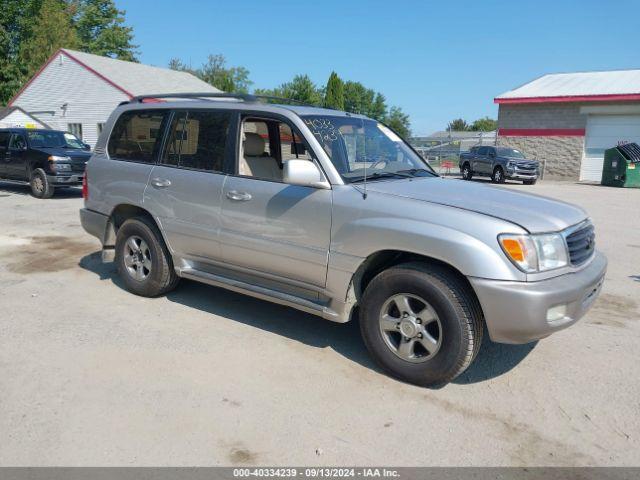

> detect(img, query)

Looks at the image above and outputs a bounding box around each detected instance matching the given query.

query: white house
[0,106,50,129]
[8,48,220,147]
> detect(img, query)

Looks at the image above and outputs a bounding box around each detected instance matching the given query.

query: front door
[143,109,233,263]
[0,131,11,178]
[219,116,332,288]
[6,133,28,179]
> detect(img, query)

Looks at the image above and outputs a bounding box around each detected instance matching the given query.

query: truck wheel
[461,163,472,180]
[523,179,537,185]
[115,216,179,297]
[30,168,55,199]
[360,262,483,386]
[491,166,505,184]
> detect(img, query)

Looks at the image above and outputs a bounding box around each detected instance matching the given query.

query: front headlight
[499,233,568,272]
[48,155,71,161]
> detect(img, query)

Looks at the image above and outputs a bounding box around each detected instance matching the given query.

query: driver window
[239,118,315,182]
[9,133,26,150]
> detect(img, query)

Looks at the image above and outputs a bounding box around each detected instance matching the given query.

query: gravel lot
[0,179,638,466]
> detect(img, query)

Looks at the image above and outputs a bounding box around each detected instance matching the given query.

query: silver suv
[80,93,607,386]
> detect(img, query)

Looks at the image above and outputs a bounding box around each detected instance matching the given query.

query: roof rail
[127,92,316,107]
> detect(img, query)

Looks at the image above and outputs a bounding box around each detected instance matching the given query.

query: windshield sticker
[377,124,402,142]
[304,118,338,141]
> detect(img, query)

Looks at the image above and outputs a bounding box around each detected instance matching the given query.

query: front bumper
[469,251,607,344]
[47,174,83,186]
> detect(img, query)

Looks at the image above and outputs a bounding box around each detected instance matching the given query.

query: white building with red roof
[495,69,640,181]
[8,49,219,147]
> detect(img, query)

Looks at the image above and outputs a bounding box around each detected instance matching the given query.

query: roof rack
[127,92,316,107]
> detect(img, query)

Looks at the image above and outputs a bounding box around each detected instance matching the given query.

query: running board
[179,267,341,322]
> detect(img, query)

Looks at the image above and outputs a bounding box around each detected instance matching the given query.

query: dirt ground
[0,179,638,466]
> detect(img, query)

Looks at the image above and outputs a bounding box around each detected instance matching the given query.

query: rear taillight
[82,171,88,200]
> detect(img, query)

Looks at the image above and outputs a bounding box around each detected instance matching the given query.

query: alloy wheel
[123,235,152,281]
[379,293,442,363]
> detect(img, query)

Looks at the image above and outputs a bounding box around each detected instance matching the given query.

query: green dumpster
[601,142,640,188]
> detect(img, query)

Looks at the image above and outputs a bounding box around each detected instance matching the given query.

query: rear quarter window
[108,110,168,163]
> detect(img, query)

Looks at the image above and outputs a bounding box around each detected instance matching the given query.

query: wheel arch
[104,204,164,249]
[350,249,481,308]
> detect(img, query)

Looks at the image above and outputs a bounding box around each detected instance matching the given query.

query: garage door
[581,115,640,181]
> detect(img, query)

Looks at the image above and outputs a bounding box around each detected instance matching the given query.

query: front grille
[71,163,86,173]
[565,222,595,266]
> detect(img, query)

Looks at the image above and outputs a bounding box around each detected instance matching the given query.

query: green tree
[19,0,79,78]
[255,74,322,105]
[470,116,498,132]
[170,54,252,93]
[73,0,137,61]
[323,71,344,110]
[385,106,411,139]
[447,118,469,131]
[343,81,368,114]
[369,92,387,121]
[0,0,41,103]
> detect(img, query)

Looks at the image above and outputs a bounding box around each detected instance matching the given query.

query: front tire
[115,217,179,297]
[360,263,483,386]
[30,168,54,199]
[491,166,505,184]
[461,163,472,181]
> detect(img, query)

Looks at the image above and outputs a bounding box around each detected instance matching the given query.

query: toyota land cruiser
[80,93,606,386]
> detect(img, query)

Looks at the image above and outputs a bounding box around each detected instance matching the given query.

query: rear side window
[0,132,10,150]
[162,110,231,172]
[108,110,168,163]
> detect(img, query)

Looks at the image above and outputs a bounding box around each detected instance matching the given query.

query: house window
[68,123,83,140]
[97,123,105,135]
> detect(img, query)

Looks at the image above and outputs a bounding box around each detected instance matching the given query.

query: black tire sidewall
[462,163,471,180]
[492,166,505,183]
[360,268,470,386]
[116,218,171,297]
[30,168,53,198]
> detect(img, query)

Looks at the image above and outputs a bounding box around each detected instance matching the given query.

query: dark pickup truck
[459,145,539,184]
[0,128,91,198]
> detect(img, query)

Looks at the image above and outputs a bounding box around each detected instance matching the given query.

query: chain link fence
[410,131,497,175]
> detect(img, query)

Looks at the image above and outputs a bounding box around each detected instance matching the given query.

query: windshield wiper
[397,168,436,177]
[350,171,413,183]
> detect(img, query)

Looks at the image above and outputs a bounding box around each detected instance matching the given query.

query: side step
[179,267,341,322]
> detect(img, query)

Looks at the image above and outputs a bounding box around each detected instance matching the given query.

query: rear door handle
[151,178,171,188]
[226,190,252,201]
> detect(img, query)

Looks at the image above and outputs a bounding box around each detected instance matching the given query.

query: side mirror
[83,143,91,151]
[283,159,330,189]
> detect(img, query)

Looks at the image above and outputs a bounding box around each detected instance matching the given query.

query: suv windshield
[496,147,525,159]
[27,131,85,149]
[302,115,435,182]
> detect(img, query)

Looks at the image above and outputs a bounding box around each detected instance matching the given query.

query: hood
[32,147,91,161]
[362,177,587,233]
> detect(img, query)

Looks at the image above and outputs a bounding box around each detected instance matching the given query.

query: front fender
[332,216,522,281]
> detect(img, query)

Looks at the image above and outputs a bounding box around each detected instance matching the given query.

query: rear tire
[115,216,179,297]
[359,262,484,387]
[30,168,54,199]
[491,166,505,184]
[461,163,472,180]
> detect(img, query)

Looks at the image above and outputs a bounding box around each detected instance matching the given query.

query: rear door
[6,132,28,179]
[473,146,489,173]
[143,109,233,262]
[0,131,10,178]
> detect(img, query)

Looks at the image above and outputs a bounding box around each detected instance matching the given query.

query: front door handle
[226,190,252,202]
[151,178,171,188]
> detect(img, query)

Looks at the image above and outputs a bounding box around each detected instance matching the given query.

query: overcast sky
[117,0,640,135]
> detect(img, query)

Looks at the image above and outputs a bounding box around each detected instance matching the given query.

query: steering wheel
[369,159,388,170]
